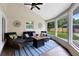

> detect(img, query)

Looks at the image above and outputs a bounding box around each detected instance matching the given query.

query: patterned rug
[15,40,58,56]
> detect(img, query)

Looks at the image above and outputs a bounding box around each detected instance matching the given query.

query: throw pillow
[9,35,13,39]
[25,34,29,38]
[33,33,36,36]
[9,34,17,40]
[42,33,47,36]
[13,34,17,39]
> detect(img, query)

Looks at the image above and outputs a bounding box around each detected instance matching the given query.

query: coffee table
[32,36,48,48]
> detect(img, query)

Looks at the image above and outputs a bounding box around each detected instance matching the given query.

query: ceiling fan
[24,3,43,10]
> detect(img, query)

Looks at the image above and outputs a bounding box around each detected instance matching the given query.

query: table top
[32,36,48,40]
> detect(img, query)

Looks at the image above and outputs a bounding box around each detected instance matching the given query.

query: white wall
[6,4,47,36]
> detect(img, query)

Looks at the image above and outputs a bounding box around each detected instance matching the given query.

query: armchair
[41,31,47,36]
[41,31,49,42]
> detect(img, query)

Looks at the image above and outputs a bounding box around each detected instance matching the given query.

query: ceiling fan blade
[35,5,40,10]
[36,3,43,5]
[31,6,34,10]
[24,3,32,5]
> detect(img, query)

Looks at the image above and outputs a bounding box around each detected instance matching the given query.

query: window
[57,17,68,40]
[26,21,34,29]
[47,21,55,35]
[73,6,79,48]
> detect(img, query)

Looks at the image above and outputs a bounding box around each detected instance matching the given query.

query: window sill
[57,37,68,42]
[70,43,79,53]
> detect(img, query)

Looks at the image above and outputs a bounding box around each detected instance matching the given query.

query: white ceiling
[26,3,71,20]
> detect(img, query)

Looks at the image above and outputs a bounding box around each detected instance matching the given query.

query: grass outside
[48,31,55,35]
[48,31,79,40]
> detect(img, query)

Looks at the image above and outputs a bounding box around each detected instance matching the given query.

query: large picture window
[73,6,79,48]
[57,17,68,40]
[47,21,55,35]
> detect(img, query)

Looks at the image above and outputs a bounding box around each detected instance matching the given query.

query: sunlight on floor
[41,40,70,56]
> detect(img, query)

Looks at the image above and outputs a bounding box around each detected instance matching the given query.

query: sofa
[4,32,25,48]
[23,31,35,42]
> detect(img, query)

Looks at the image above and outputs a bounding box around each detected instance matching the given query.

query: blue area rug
[15,40,58,56]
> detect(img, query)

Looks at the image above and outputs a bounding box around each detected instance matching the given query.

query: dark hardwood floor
[0,44,15,56]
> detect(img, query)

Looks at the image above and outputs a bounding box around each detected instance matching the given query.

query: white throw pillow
[33,33,36,36]
[25,34,29,37]
[43,33,46,35]
[42,33,47,36]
